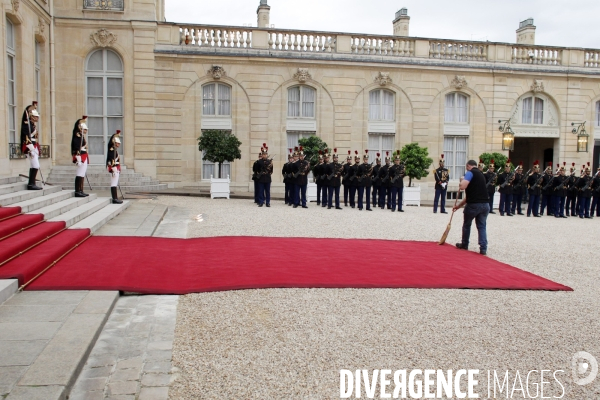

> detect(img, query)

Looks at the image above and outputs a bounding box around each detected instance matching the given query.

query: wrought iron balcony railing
[9,143,50,160]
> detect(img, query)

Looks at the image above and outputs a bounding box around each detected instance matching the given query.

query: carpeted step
[0,221,66,266]
[12,190,74,213]
[0,214,44,240]
[0,228,90,286]
[0,207,21,221]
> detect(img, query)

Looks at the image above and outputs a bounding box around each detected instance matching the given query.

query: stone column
[257,0,271,28]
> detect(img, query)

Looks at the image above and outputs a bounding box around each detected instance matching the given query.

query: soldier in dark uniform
[378,152,391,209]
[357,151,373,211]
[388,151,405,212]
[433,154,449,214]
[565,163,578,216]
[282,150,293,205]
[484,160,497,214]
[371,154,382,207]
[540,163,555,216]
[348,152,359,208]
[590,167,600,218]
[477,159,485,171]
[314,152,324,206]
[254,144,273,207]
[327,149,343,210]
[576,165,593,218]
[342,151,352,207]
[510,162,525,215]
[526,161,542,217]
[292,147,309,208]
[71,116,90,197]
[496,160,514,216]
[321,150,330,208]
[21,102,42,190]
[551,164,568,218]
[106,130,123,204]
[252,153,261,204]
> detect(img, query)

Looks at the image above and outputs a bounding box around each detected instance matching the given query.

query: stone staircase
[46,165,168,192]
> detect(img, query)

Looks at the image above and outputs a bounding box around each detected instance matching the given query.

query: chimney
[257,0,270,28]
[516,18,535,45]
[393,8,410,36]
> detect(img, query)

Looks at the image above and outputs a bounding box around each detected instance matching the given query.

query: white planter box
[403,185,421,207]
[307,182,317,202]
[210,175,230,199]
[493,191,500,209]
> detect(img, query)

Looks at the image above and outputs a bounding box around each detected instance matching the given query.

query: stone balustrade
[511,46,562,65]
[162,24,600,70]
[429,40,488,61]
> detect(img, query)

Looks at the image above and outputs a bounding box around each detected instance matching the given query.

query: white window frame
[287,86,316,119]
[201,130,231,181]
[202,83,231,116]
[368,89,395,122]
[444,92,469,124]
[521,95,544,125]
[85,49,124,164]
[367,133,394,160]
[443,136,468,180]
[6,19,17,144]
[595,100,600,128]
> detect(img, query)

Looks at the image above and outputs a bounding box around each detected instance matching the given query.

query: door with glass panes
[85,49,124,165]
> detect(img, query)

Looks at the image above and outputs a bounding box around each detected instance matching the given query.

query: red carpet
[0,214,43,240]
[0,229,90,285]
[26,237,571,293]
[0,222,66,267]
[0,207,21,221]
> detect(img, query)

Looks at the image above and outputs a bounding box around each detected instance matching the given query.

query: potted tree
[298,135,329,202]
[399,143,433,206]
[197,129,242,199]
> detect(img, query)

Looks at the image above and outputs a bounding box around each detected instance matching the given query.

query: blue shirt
[464,170,473,182]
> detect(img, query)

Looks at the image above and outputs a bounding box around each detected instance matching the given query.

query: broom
[438,195,460,245]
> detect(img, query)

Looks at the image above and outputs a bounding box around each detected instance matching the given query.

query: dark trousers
[566,195,577,216]
[328,186,340,208]
[321,185,329,207]
[488,191,495,212]
[387,187,393,209]
[357,186,371,210]
[372,185,378,205]
[343,184,349,206]
[578,196,591,218]
[316,184,322,204]
[511,193,523,214]
[390,187,403,211]
[461,203,490,252]
[257,182,270,205]
[349,186,357,207]
[591,195,600,217]
[294,184,307,207]
[379,186,387,208]
[253,180,258,203]
[284,182,292,204]
[553,195,565,217]
[433,188,447,213]
[499,193,512,215]
[527,194,540,216]
[541,194,554,215]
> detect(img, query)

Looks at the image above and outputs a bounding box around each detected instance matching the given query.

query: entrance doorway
[509,137,556,171]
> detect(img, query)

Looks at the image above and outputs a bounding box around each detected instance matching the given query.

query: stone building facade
[2,0,600,198]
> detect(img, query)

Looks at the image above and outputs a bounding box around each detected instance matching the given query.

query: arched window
[521,95,544,124]
[595,101,600,127]
[202,83,231,116]
[444,92,468,123]
[85,49,124,164]
[369,89,395,121]
[288,86,315,118]
[6,19,17,145]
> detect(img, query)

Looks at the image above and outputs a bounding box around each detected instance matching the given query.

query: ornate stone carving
[37,17,45,34]
[208,66,226,80]
[293,68,311,83]
[531,79,544,93]
[450,75,468,89]
[11,0,19,12]
[90,29,118,48]
[375,72,392,86]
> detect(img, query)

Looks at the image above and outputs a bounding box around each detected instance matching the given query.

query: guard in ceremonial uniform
[357,150,373,211]
[283,149,293,205]
[378,152,391,209]
[106,130,123,204]
[327,148,343,209]
[484,160,497,214]
[565,163,578,216]
[71,116,90,197]
[371,153,382,207]
[527,161,542,217]
[551,164,568,218]
[433,154,449,214]
[254,143,273,207]
[590,167,600,217]
[478,159,485,171]
[314,152,324,206]
[292,147,309,208]
[252,153,261,204]
[348,152,360,208]
[21,102,42,190]
[388,151,405,212]
[576,164,593,218]
[540,163,555,216]
[342,151,352,207]
[320,150,330,207]
[496,160,514,216]
[511,162,525,215]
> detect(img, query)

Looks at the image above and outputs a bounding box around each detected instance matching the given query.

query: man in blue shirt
[452,160,490,255]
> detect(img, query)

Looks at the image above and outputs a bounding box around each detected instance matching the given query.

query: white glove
[26,143,35,152]
[76,155,82,165]
[441,182,447,189]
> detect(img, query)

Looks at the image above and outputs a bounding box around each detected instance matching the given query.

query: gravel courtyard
[144,196,600,399]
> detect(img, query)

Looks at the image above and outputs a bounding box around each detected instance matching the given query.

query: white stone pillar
[516,18,535,45]
[393,8,410,37]
[257,0,270,28]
